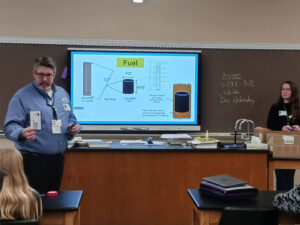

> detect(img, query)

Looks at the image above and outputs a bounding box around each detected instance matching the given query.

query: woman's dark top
[267,102,300,130]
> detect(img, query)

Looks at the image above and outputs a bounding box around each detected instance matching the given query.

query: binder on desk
[199,187,258,200]
[188,137,219,149]
[200,174,258,200]
[200,181,257,194]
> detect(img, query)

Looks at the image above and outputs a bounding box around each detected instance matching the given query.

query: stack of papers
[119,140,166,145]
[68,137,82,148]
[245,142,268,150]
[246,135,268,150]
[68,138,111,148]
[188,137,219,149]
[160,133,192,145]
[120,140,147,145]
[83,139,111,148]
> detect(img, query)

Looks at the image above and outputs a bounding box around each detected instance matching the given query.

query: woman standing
[267,81,300,191]
[0,148,42,220]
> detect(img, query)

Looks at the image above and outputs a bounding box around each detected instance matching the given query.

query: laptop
[203,174,247,188]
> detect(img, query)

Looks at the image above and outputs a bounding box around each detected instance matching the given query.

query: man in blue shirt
[4,56,80,193]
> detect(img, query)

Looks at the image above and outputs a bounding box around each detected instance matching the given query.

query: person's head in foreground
[0,148,42,220]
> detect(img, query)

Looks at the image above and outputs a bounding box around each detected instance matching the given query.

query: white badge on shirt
[63,104,71,111]
[51,119,62,134]
[279,110,287,116]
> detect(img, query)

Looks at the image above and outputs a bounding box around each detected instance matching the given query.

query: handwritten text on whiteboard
[219,72,255,107]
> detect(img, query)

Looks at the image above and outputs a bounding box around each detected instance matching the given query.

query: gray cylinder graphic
[175,91,189,112]
[123,79,134,94]
[83,62,91,96]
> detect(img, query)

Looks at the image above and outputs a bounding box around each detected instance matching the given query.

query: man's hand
[68,123,80,135]
[21,127,37,141]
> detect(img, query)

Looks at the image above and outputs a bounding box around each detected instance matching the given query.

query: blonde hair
[0,148,42,220]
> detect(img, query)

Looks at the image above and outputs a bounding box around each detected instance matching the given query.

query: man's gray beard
[38,85,51,92]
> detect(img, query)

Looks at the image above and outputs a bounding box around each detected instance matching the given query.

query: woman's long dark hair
[278,80,300,121]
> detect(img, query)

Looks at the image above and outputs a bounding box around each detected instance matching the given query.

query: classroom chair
[219,206,278,225]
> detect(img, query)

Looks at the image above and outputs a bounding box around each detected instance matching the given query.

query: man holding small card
[4,56,80,194]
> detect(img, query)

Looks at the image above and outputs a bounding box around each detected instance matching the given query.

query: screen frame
[67,47,201,132]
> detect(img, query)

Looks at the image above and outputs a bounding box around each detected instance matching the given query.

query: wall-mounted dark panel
[1,44,299,132]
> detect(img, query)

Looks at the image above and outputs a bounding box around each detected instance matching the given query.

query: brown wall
[2,46,300,132]
[1,0,300,44]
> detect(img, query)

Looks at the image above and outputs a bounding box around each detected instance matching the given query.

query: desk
[268,157,300,190]
[61,147,267,225]
[188,189,300,225]
[40,190,83,225]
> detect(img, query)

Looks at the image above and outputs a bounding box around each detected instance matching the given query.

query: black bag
[273,184,300,214]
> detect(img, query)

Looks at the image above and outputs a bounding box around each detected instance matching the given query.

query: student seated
[0,148,42,220]
[267,81,300,191]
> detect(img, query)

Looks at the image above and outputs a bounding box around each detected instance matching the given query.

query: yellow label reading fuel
[117,58,144,67]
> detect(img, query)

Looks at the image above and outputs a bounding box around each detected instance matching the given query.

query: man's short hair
[33,56,56,73]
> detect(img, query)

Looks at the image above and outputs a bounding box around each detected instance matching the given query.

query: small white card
[282,135,295,145]
[258,132,263,142]
[279,110,287,116]
[51,119,62,134]
[30,111,41,130]
[63,104,71,111]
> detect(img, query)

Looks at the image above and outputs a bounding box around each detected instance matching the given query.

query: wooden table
[268,157,300,190]
[40,190,83,225]
[188,189,300,225]
[61,144,268,225]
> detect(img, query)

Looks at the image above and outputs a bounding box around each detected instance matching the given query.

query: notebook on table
[199,187,258,200]
[200,181,256,194]
[203,174,247,188]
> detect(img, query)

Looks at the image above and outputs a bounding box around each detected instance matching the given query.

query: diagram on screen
[83,62,142,101]
[173,84,191,119]
[149,61,168,91]
[81,60,169,101]
[71,52,198,124]
[83,62,129,100]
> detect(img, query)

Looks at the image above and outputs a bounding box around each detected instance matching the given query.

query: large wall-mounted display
[68,48,201,131]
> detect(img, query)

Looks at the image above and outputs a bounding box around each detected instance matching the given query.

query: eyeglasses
[282,88,292,92]
[35,72,55,78]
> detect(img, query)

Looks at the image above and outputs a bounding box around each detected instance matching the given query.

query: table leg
[268,161,275,190]
[192,205,222,225]
[40,207,80,225]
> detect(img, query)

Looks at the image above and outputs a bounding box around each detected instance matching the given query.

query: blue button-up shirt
[4,82,78,155]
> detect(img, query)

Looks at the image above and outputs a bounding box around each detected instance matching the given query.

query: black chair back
[1,220,39,225]
[219,207,278,225]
